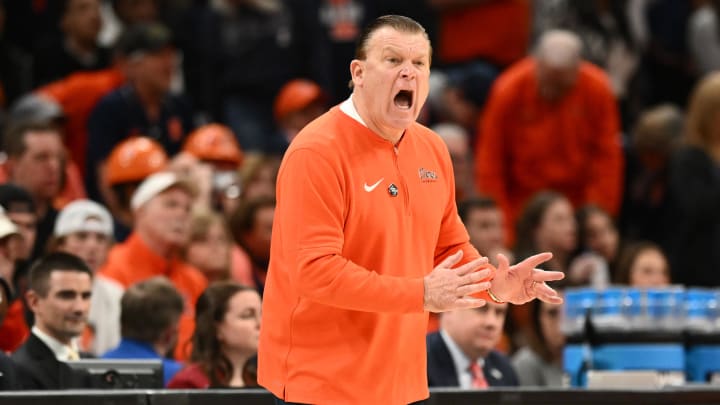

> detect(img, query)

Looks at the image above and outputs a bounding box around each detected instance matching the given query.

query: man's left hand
[488,252,564,305]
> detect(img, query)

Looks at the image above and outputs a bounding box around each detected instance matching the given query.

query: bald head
[534,30,583,101]
[535,30,582,68]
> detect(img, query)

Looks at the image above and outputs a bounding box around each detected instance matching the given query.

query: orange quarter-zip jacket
[258,106,489,404]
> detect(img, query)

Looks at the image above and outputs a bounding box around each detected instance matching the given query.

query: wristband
[487,289,505,304]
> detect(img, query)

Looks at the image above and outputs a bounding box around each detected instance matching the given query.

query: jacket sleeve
[279,148,425,313]
[584,76,624,216]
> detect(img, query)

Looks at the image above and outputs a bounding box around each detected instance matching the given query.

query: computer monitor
[66,359,164,389]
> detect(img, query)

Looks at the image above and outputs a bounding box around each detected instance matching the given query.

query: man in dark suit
[11,252,94,389]
[427,300,518,388]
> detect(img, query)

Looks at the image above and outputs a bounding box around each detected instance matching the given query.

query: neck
[36,324,72,346]
[152,341,171,358]
[350,93,404,144]
[65,36,95,58]
[133,83,163,120]
[223,348,250,386]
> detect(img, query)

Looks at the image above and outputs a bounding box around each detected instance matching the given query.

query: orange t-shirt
[475,57,623,242]
[258,107,490,404]
[98,232,208,360]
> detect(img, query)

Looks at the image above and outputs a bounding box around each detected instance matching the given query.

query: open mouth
[394,90,414,110]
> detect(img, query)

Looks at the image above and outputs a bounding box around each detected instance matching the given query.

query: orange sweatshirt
[258,106,487,404]
[97,233,208,360]
[475,57,623,241]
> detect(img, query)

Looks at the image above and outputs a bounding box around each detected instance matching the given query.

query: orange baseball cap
[183,124,243,166]
[274,79,325,121]
[105,137,169,185]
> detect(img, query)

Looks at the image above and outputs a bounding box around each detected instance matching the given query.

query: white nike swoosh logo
[364,178,384,192]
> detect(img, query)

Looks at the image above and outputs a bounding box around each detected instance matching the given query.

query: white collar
[32,326,80,362]
[339,95,368,127]
[440,329,484,388]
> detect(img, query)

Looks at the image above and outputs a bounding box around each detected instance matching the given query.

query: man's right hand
[423,250,492,313]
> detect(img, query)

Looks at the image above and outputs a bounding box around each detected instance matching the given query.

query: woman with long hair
[168,281,261,388]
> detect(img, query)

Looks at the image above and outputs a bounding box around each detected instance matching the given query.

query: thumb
[438,250,463,269]
[495,252,510,279]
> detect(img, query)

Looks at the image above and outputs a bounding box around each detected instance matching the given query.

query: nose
[400,62,415,80]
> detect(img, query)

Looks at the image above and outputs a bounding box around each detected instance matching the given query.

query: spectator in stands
[96,171,207,360]
[615,241,670,288]
[567,205,618,288]
[12,253,94,389]
[434,123,476,202]
[49,199,114,354]
[237,155,280,203]
[229,197,275,296]
[515,192,578,276]
[274,79,328,148]
[5,93,88,210]
[427,301,518,388]
[33,0,110,86]
[184,209,231,283]
[102,136,169,242]
[476,30,623,243]
[86,22,193,203]
[458,196,512,266]
[168,281,261,388]
[512,291,565,387]
[3,122,64,261]
[662,72,720,287]
[181,123,244,211]
[102,276,184,386]
[620,104,682,242]
[0,185,37,352]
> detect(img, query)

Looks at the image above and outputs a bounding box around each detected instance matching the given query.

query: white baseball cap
[54,199,114,237]
[130,171,196,211]
[0,212,20,240]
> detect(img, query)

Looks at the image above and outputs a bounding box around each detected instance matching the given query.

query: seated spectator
[567,205,619,288]
[434,123,477,202]
[4,93,87,210]
[274,79,328,147]
[512,191,577,348]
[0,184,37,352]
[49,199,114,355]
[229,197,275,296]
[102,136,169,242]
[181,123,244,211]
[96,171,207,360]
[102,276,184,386]
[458,196,513,265]
[184,209,232,283]
[619,104,682,242]
[168,281,260,388]
[614,241,671,288]
[427,301,518,388]
[12,253,94,389]
[4,121,64,261]
[512,290,565,387]
[86,22,194,203]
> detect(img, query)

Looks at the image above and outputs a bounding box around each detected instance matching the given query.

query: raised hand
[488,252,564,305]
[423,250,493,313]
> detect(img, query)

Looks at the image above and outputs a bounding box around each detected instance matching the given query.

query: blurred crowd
[0,0,718,392]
